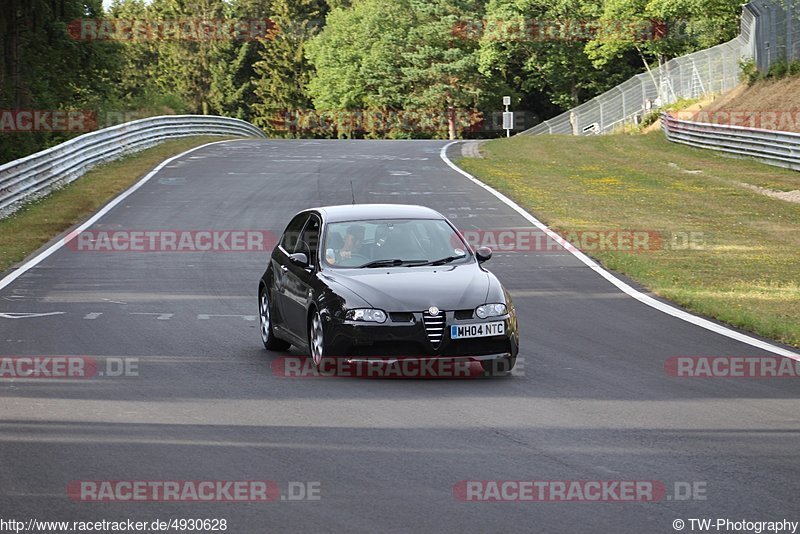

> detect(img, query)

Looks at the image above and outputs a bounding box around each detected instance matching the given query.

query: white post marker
[502,96,514,138]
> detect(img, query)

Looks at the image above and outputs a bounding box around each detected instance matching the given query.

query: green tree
[403,0,490,139]
[306,0,490,139]
[204,0,276,120]
[586,0,742,70]
[0,0,123,163]
[250,0,328,136]
[144,0,229,115]
[306,0,411,110]
[478,0,639,115]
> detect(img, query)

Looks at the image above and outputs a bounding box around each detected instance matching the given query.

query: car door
[272,213,309,337]
[283,214,321,339]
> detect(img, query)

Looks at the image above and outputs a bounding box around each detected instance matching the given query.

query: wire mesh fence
[522,1,798,136]
[749,0,800,71]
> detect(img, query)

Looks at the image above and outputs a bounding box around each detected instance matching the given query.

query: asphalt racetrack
[1,139,798,533]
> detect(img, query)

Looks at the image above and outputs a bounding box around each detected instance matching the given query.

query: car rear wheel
[260,287,290,351]
[309,309,327,368]
[481,355,516,377]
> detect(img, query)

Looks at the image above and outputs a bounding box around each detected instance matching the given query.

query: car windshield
[322,218,471,269]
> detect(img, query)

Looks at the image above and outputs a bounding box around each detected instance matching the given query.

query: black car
[258,204,519,376]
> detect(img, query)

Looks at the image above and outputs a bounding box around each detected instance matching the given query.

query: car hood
[320,263,490,312]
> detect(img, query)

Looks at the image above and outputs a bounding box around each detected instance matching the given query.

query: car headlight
[475,303,507,319]
[345,308,387,323]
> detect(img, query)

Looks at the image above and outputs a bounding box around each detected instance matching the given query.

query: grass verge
[459,132,800,348]
[0,136,236,274]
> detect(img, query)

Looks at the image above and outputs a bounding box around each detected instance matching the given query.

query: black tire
[481,355,516,377]
[259,286,290,351]
[308,308,327,369]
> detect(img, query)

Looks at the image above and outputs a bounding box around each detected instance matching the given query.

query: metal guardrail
[661,112,800,171]
[0,115,265,218]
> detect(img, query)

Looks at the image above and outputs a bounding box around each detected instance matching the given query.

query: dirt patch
[642,90,740,133]
[739,183,800,203]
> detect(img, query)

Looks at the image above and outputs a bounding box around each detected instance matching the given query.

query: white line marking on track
[0,140,234,293]
[130,312,174,320]
[440,141,799,360]
[0,312,65,319]
[197,314,256,321]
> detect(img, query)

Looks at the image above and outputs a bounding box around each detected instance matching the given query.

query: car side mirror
[288,252,309,268]
[476,247,492,263]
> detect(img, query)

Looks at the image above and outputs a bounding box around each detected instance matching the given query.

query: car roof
[309,204,446,223]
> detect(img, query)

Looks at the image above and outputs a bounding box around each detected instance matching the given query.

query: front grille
[422,311,446,347]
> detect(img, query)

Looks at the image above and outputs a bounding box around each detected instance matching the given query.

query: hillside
[675,75,800,132]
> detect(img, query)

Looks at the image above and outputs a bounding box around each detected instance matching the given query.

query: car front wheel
[309,309,327,368]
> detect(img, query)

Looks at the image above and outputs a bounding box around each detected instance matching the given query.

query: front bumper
[324,310,519,360]
[343,353,511,366]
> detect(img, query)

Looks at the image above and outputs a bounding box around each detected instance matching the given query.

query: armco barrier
[661,112,800,172]
[0,115,265,218]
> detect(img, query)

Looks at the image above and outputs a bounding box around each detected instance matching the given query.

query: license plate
[450,321,505,339]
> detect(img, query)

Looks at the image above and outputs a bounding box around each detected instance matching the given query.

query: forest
[0,0,743,163]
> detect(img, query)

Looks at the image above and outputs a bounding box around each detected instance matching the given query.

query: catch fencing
[522,1,800,136]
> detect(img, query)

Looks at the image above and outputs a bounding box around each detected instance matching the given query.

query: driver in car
[326,224,365,265]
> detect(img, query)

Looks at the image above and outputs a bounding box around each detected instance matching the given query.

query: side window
[296,216,321,265]
[280,214,309,253]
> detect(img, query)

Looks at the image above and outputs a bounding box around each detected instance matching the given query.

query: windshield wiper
[358,258,426,268]
[415,255,466,266]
